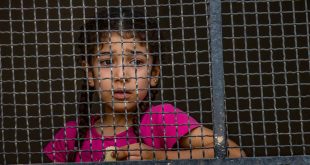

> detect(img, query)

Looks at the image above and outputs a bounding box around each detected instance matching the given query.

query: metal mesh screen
[222,0,310,157]
[0,0,309,164]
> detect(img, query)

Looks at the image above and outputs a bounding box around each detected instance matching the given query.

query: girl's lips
[112,91,131,100]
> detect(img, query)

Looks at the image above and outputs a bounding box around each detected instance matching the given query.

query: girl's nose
[113,64,129,82]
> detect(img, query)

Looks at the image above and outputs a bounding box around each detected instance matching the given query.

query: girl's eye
[99,60,112,67]
[130,59,145,67]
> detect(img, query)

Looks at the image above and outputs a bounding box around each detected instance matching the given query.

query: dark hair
[68,8,166,162]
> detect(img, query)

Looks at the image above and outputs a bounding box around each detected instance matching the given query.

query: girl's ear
[81,60,95,87]
[150,66,160,87]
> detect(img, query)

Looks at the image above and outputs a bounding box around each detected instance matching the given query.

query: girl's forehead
[100,32,144,43]
[98,33,147,51]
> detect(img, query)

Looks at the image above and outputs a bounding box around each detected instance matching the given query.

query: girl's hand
[112,143,164,160]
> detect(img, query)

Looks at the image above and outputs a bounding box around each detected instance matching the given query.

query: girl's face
[85,33,159,113]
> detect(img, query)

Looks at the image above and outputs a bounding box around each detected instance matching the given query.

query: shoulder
[43,121,78,162]
[144,103,200,125]
[53,121,78,140]
[141,103,174,124]
[65,121,78,127]
[142,103,190,124]
[62,121,78,132]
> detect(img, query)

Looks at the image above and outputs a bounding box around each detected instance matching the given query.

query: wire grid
[0,0,309,164]
[222,0,310,157]
[0,0,211,163]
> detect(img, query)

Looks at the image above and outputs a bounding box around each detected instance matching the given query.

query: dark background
[0,0,309,163]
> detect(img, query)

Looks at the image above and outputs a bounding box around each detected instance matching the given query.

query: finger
[128,156,142,160]
[115,146,136,160]
[116,143,142,160]
[114,150,128,160]
[241,150,247,157]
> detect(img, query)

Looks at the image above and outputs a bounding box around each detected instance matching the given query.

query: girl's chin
[106,102,138,113]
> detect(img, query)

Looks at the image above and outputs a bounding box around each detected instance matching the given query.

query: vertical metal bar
[129,2,136,159]
[56,0,69,161]
[229,1,244,157]
[32,0,43,162]
[45,0,56,161]
[69,0,79,161]
[267,1,280,156]
[300,0,309,155]
[154,0,161,159]
[142,3,149,159]
[20,0,31,162]
[179,0,193,159]
[99,0,107,159]
[254,1,265,157]
[166,0,175,159]
[282,0,293,156]
[241,1,257,156]
[8,0,19,163]
[291,0,303,156]
[193,1,206,158]
[209,0,226,159]
[91,0,100,161]
[0,48,5,164]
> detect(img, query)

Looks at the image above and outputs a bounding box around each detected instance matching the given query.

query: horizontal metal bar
[42,156,310,165]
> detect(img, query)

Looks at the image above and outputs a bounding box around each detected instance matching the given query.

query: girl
[44,8,244,162]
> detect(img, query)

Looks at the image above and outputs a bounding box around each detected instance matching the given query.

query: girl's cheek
[99,69,112,78]
[137,67,149,77]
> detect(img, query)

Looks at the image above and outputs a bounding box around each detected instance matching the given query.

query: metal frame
[0,0,309,164]
[44,156,310,165]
